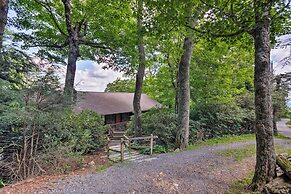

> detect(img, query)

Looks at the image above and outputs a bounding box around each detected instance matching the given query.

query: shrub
[0,71,106,183]
[127,109,178,149]
[190,103,255,139]
[45,110,106,155]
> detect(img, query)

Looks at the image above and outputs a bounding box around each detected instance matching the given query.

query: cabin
[74,92,161,130]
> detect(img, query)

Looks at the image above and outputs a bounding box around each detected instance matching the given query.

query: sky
[56,60,124,92]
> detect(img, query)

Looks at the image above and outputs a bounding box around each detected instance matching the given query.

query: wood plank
[129,136,158,141]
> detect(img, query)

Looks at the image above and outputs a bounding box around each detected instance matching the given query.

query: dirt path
[2,139,291,194]
[277,118,291,137]
[30,141,259,194]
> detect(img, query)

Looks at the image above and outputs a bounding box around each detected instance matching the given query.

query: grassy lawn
[276,133,291,140]
[187,134,255,150]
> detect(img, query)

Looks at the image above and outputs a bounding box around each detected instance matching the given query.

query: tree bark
[62,0,79,101]
[176,36,193,149]
[133,0,145,137]
[273,107,278,136]
[250,0,277,191]
[0,0,8,48]
[64,40,79,100]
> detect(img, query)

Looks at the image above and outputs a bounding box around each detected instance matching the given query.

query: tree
[133,0,146,136]
[12,0,135,100]
[0,0,8,47]
[105,79,135,93]
[187,0,291,191]
[175,36,192,148]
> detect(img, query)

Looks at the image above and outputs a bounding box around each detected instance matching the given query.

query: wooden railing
[120,134,158,162]
[107,134,158,162]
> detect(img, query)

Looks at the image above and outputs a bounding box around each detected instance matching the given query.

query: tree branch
[80,40,112,50]
[35,0,68,37]
[62,0,73,35]
[30,41,69,48]
[185,25,245,37]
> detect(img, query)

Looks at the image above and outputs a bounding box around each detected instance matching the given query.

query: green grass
[187,134,255,151]
[286,120,291,128]
[218,143,291,162]
[95,162,112,172]
[219,144,256,161]
[275,133,291,140]
[225,172,260,194]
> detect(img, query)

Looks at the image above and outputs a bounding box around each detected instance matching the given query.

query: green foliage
[141,145,167,155]
[128,109,178,149]
[190,102,255,139]
[45,110,106,154]
[11,0,136,70]
[105,79,135,92]
[190,39,254,106]
[0,46,33,86]
[0,70,105,181]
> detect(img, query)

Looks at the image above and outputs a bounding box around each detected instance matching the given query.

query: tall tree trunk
[250,0,276,191]
[133,0,145,137]
[64,39,79,101]
[0,0,8,48]
[62,0,79,101]
[176,36,193,149]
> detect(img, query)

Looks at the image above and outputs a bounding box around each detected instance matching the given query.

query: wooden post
[120,138,124,162]
[107,137,110,159]
[150,134,153,155]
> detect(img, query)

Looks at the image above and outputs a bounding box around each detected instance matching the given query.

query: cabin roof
[74,92,161,115]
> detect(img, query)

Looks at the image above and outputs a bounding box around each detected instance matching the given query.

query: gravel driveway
[277,118,291,137]
[31,120,291,194]
[35,141,260,194]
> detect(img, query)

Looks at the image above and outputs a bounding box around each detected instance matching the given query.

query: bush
[190,103,255,139]
[0,72,106,182]
[128,109,178,149]
[141,145,167,155]
[44,110,106,155]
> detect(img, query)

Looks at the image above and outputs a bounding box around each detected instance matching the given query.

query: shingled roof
[75,92,161,115]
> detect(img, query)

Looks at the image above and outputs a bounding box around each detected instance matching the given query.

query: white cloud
[271,46,291,75]
[74,61,123,92]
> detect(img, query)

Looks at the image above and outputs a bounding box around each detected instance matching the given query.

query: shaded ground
[277,118,291,137]
[35,141,259,194]
[32,139,291,194]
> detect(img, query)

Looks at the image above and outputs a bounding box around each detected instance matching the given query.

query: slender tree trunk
[250,0,276,191]
[273,106,278,136]
[176,36,193,149]
[62,0,79,101]
[133,0,145,137]
[64,38,79,101]
[0,0,8,48]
